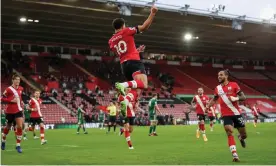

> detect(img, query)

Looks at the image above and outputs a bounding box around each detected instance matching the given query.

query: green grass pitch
[1,123,276,165]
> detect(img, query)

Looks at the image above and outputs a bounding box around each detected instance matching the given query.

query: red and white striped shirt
[214,82,241,117]
[193,94,209,115]
[1,86,24,114]
[29,98,43,118]
[251,106,259,116]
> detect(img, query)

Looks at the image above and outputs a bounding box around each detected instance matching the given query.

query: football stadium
[1,0,276,165]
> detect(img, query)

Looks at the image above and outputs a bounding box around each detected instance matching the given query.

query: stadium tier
[231,71,276,96]
[179,66,263,96]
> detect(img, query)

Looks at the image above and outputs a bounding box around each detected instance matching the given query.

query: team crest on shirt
[203,97,205,100]
[228,87,232,91]
[218,89,225,96]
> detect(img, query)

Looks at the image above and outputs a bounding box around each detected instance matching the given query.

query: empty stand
[179,66,262,95]
[231,71,276,95]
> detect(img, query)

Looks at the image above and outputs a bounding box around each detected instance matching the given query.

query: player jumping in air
[148,94,160,136]
[207,105,216,131]
[1,74,24,153]
[76,104,88,134]
[191,87,209,142]
[28,90,47,145]
[108,5,158,96]
[118,88,138,149]
[106,102,118,134]
[207,70,247,162]
[251,103,260,128]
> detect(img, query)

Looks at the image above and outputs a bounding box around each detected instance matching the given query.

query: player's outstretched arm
[138,5,158,32]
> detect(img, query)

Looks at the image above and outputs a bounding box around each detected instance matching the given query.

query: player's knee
[6,123,12,129]
[225,128,233,136]
[16,125,23,130]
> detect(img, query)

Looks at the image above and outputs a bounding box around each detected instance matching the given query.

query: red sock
[228,135,237,154]
[124,130,132,147]
[210,123,213,128]
[40,126,45,141]
[127,80,145,89]
[2,127,10,142]
[199,124,205,131]
[202,124,205,131]
[16,128,23,146]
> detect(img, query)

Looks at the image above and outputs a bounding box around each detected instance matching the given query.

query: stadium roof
[2,0,276,60]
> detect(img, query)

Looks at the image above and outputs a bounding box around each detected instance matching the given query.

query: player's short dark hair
[219,69,229,76]
[112,18,125,30]
[153,93,158,97]
[12,74,20,80]
[223,69,230,76]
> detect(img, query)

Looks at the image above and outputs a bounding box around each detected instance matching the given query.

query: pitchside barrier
[36,118,276,130]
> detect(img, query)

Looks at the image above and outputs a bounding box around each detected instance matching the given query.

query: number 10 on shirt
[114,40,127,56]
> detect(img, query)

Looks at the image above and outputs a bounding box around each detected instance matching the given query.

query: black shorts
[197,114,205,121]
[121,60,146,81]
[222,115,245,128]
[6,111,23,124]
[254,115,258,119]
[30,117,44,126]
[124,117,135,125]
[209,116,215,121]
[109,116,117,123]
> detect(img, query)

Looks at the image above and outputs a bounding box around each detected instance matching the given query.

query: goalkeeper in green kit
[77,104,88,134]
[148,94,160,136]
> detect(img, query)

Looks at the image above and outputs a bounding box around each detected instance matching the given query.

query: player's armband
[135,26,141,34]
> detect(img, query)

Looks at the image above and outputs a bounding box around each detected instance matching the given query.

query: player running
[98,110,105,130]
[118,88,138,149]
[106,102,118,134]
[251,103,260,128]
[191,87,209,142]
[28,90,47,145]
[207,106,216,132]
[23,105,31,140]
[76,104,88,134]
[108,5,158,96]
[1,74,24,153]
[148,94,160,136]
[207,70,247,162]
